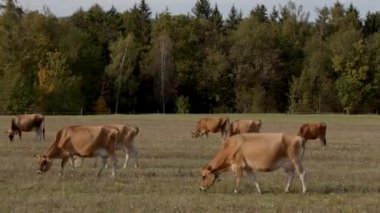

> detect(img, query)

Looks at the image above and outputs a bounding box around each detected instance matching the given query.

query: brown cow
[228,119,262,137]
[111,124,139,168]
[200,133,307,194]
[34,125,120,177]
[74,124,140,169]
[297,122,327,158]
[191,117,229,139]
[6,114,45,142]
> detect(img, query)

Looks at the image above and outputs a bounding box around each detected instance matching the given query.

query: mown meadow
[0,114,379,212]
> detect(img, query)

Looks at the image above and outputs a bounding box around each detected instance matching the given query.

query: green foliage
[225,5,242,32]
[250,4,268,22]
[93,96,110,114]
[192,0,212,19]
[235,85,266,113]
[175,96,190,113]
[106,33,140,113]
[363,12,380,37]
[330,29,372,113]
[35,51,83,112]
[1,1,380,114]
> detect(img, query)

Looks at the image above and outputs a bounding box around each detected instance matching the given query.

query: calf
[191,117,229,139]
[6,114,45,142]
[35,125,119,177]
[228,119,262,137]
[200,133,307,194]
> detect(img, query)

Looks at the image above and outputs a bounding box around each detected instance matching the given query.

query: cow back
[13,114,44,132]
[59,126,117,157]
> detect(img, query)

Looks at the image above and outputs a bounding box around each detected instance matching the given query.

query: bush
[175,96,190,113]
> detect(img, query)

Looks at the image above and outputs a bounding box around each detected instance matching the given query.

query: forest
[0,0,379,114]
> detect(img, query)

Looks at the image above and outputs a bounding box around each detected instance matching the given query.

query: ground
[0,114,379,212]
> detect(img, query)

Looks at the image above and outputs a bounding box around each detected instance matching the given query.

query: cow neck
[208,149,229,175]
[44,143,61,158]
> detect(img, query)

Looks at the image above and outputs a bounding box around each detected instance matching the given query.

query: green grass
[0,114,379,212]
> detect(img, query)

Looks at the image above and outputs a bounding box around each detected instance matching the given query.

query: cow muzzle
[199,186,207,191]
[36,170,44,175]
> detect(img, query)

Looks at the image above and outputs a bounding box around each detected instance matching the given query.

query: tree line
[0,0,379,114]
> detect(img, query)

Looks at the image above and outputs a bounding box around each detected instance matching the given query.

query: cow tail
[134,126,139,136]
[224,118,230,138]
[42,117,46,141]
[228,121,235,138]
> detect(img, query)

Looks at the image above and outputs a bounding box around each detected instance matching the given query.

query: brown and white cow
[34,125,120,177]
[74,124,140,169]
[6,114,45,142]
[191,117,229,139]
[200,133,308,194]
[112,124,139,168]
[297,122,327,158]
[228,119,262,137]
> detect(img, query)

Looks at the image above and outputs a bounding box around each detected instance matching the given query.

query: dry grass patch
[0,114,379,212]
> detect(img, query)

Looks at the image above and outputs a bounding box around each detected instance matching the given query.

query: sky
[16,0,380,21]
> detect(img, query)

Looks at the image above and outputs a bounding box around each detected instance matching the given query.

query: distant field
[0,114,379,212]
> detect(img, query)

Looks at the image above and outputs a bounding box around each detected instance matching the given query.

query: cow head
[199,165,219,191]
[34,155,53,174]
[6,129,15,142]
[191,130,198,138]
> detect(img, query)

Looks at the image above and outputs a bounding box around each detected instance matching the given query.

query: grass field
[0,114,379,212]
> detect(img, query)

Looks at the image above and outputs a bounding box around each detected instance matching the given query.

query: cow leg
[319,136,327,148]
[109,154,117,177]
[59,157,69,176]
[35,128,41,141]
[293,161,307,194]
[18,130,22,142]
[301,143,305,160]
[246,169,262,194]
[283,162,296,193]
[231,165,243,194]
[42,127,45,141]
[69,157,76,177]
[97,157,107,177]
[122,147,129,169]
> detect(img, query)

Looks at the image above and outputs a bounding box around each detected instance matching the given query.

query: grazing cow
[74,124,140,169]
[199,133,307,194]
[228,119,262,137]
[191,117,229,139]
[297,122,327,158]
[34,125,120,177]
[6,114,45,142]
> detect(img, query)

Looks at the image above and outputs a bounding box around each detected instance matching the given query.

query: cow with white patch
[6,114,45,142]
[191,117,229,139]
[200,133,308,194]
[35,125,119,177]
[228,119,262,137]
[297,122,327,158]
[112,124,139,168]
[72,124,140,169]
